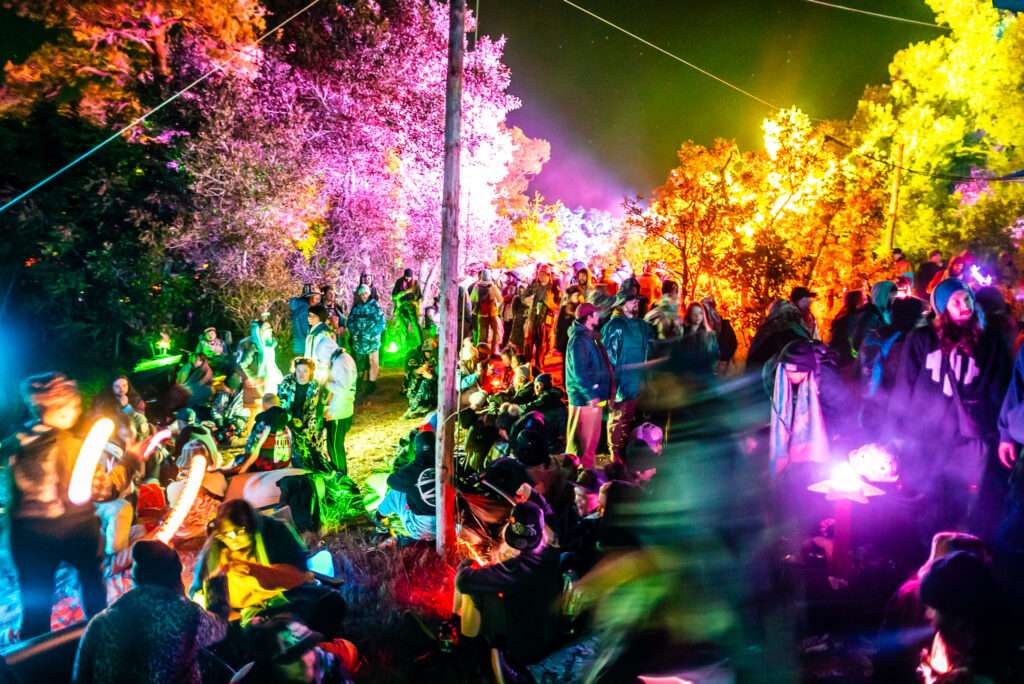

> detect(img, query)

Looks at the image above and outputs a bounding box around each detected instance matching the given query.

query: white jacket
[325,351,358,421]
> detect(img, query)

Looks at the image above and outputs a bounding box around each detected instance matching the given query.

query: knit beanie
[931,278,970,315]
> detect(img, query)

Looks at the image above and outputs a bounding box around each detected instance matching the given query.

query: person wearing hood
[603,290,654,462]
[565,302,614,468]
[889,278,1012,538]
[392,267,424,347]
[745,299,814,373]
[858,297,925,428]
[470,268,503,349]
[377,431,437,541]
[852,280,897,354]
[356,271,380,302]
[572,265,595,302]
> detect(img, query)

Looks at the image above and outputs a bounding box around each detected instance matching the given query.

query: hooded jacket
[852,281,897,353]
[602,310,654,401]
[387,432,436,516]
[565,321,613,406]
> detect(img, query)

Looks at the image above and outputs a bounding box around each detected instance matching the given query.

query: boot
[491,648,535,684]
[367,380,377,395]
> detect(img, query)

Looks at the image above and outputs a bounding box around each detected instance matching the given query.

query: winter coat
[520,387,569,444]
[305,323,339,382]
[746,301,812,372]
[325,351,357,421]
[348,299,386,354]
[602,312,654,401]
[565,321,613,406]
[289,296,311,354]
[470,279,503,318]
[679,327,720,375]
[277,374,329,472]
[998,342,1024,445]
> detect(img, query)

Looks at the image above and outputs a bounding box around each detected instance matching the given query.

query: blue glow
[307,549,334,577]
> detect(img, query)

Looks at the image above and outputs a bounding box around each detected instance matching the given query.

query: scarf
[769,365,829,477]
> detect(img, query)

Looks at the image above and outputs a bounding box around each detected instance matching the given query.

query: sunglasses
[216,528,249,541]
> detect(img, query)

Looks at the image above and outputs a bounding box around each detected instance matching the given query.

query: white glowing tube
[68,418,115,505]
[142,428,173,460]
[154,454,207,543]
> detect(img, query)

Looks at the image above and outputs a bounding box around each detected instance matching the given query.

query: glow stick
[68,418,115,504]
[142,428,173,460]
[154,453,207,543]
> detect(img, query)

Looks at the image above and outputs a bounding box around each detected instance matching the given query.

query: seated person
[485,406,520,464]
[604,438,658,488]
[227,393,293,473]
[490,366,535,407]
[168,428,228,540]
[376,431,437,541]
[177,352,215,408]
[512,431,579,544]
[235,613,357,684]
[403,341,439,420]
[191,500,346,637]
[196,326,231,373]
[74,540,230,684]
[454,501,563,667]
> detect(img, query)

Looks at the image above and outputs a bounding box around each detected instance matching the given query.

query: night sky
[477,0,945,212]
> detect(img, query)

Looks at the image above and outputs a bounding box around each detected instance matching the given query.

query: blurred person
[348,284,385,396]
[603,290,654,462]
[604,438,658,487]
[234,613,356,684]
[177,352,215,409]
[636,263,661,305]
[915,249,944,299]
[974,285,1017,353]
[889,278,1011,538]
[827,290,864,370]
[703,295,738,370]
[790,286,821,341]
[392,268,424,348]
[679,301,720,376]
[73,541,229,684]
[995,250,1019,290]
[927,255,968,293]
[858,296,926,427]
[191,499,346,636]
[745,299,814,372]
[565,303,613,469]
[525,265,561,368]
[1,373,137,638]
[851,280,897,353]
[251,318,284,396]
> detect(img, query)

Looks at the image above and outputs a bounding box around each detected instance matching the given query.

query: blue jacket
[602,313,653,401]
[565,322,612,406]
[289,297,310,354]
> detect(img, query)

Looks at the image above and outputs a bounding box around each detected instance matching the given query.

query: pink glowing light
[808,462,885,503]
[154,453,207,543]
[68,418,115,504]
[142,428,173,460]
[638,677,694,684]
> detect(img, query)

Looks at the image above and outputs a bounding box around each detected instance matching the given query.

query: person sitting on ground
[403,339,439,420]
[73,541,230,684]
[486,406,521,464]
[235,613,357,684]
[453,500,563,667]
[228,394,293,474]
[463,393,500,472]
[519,373,568,452]
[376,431,437,541]
[514,352,542,384]
[497,345,518,389]
[196,326,231,372]
[604,438,659,488]
[177,352,215,409]
[918,550,1024,683]
[191,499,346,637]
[512,431,579,544]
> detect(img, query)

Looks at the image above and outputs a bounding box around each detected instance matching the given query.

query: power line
[560,0,1014,185]
[798,0,951,30]
[0,0,325,216]
[558,0,781,112]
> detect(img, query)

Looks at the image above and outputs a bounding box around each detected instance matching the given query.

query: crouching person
[375,431,437,541]
[74,541,230,684]
[453,501,562,669]
[190,500,346,639]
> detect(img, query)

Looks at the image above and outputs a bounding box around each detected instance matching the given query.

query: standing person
[914,250,944,300]
[305,304,339,384]
[470,269,503,349]
[603,290,654,462]
[278,358,330,473]
[703,295,738,371]
[251,318,283,396]
[828,290,865,371]
[321,284,347,334]
[526,265,560,369]
[679,301,720,376]
[996,250,1020,290]
[357,272,381,302]
[1,374,136,639]
[927,255,968,293]
[790,286,821,341]
[636,263,661,306]
[565,303,613,468]
[555,287,582,379]
[745,299,814,373]
[499,271,521,348]
[325,347,358,474]
[349,284,386,396]
[508,284,529,353]
[891,248,914,282]
[392,268,424,348]
[852,281,897,353]
[289,284,321,355]
[889,279,1012,537]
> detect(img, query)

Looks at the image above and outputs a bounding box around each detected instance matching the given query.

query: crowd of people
[4,248,1024,683]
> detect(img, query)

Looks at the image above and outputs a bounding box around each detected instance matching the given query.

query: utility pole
[435,0,465,557]
[884,142,905,255]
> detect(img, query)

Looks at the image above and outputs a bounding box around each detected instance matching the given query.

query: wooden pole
[435,0,465,557]
[884,142,905,255]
